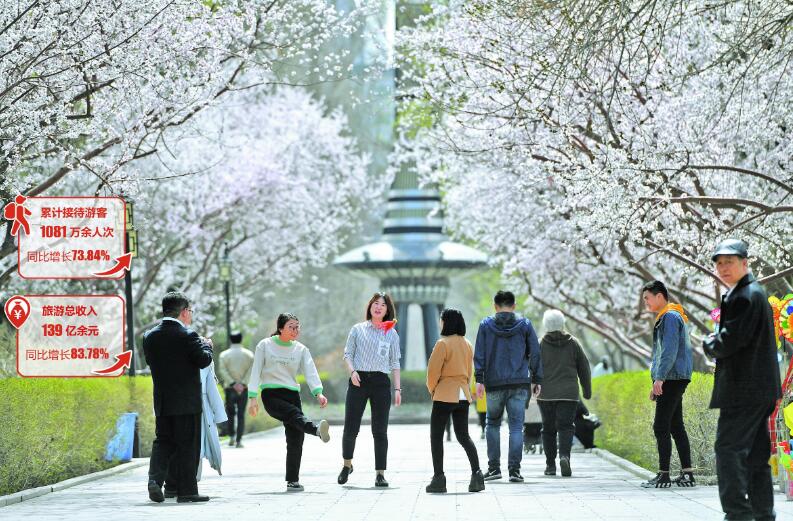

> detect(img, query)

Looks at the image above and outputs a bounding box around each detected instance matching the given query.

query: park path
[2,423,792,520]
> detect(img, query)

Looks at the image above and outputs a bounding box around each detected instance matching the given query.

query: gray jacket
[198,362,227,480]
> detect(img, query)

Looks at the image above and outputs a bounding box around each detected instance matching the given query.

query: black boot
[560,456,572,477]
[426,473,447,493]
[468,470,485,492]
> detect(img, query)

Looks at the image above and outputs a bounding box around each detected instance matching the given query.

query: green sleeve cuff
[311,387,323,397]
[247,391,257,398]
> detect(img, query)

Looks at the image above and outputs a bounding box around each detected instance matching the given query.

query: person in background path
[425,308,485,494]
[338,292,402,488]
[218,331,254,448]
[536,309,591,477]
[591,356,614,378]
[248,313,330,493]
[474,290,543,483]
[144,291,213,503]
[640,280,695,489]
[703,239,781,520]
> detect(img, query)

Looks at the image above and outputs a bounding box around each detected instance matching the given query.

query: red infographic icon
[4,295,31,329]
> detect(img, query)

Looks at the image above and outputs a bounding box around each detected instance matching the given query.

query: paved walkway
[2,424,792,520]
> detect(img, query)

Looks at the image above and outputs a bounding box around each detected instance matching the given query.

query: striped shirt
[343,321,401,373]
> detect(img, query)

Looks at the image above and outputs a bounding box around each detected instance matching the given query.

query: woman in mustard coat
[425,308,485,494]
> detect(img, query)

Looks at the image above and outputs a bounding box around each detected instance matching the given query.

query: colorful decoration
[769,294,793,348]
[781,452,793,479]
[709,307,721,323]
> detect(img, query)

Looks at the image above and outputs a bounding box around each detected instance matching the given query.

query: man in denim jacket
[641,280,694,489]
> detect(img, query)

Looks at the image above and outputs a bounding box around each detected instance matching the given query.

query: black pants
[149,413,201,496]
[261,388,318,482]
[715,402,776,521]
[430,400,480,475]
[653,379,691,472]
[342,371,391,470]
[478,412,487,430]
[538,400,577,463]
[225,387,248,443]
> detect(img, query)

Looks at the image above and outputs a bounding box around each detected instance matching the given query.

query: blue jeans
[486,387,529,471]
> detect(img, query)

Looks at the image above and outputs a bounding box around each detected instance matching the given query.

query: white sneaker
[318,420,330,443]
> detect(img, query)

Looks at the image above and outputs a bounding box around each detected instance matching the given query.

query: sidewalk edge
[0,458,148,508]
[592,448,656,480]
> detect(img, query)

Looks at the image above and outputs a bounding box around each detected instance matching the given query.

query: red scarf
[374,319,397,332]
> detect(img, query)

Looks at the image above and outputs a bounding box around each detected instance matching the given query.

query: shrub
[400,370,432,403]
[590,370,717,478]
[0,375,277,496]
[0,377,154,495]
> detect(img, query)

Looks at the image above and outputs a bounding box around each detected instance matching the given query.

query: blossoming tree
[395,0,792,365]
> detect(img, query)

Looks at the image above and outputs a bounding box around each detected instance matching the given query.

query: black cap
[711,239,748,261]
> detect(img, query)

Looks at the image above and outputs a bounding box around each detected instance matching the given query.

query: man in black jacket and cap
[703,239,781,521]
[144,291,214,503]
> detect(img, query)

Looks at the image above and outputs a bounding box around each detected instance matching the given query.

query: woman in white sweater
[247,313,329,492]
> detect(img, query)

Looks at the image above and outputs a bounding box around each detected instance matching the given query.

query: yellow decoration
[784,403,793,435]
[770,453,779,477]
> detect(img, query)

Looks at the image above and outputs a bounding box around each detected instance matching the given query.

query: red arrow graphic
[93,252,132,277]
[92,350,132,375]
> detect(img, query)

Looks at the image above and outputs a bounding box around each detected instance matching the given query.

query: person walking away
[218,331,254,447]
[703,239,781,520]
[640,280,695,488]
[536,309,591,477]
[144,291,213,503]
[425,309,485,494]
[338,292,402,487]
[474,290,543,483]
[248,313,330,492]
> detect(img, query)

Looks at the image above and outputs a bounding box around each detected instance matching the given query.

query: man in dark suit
[144,291,214,503]
[703,239,781,521]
